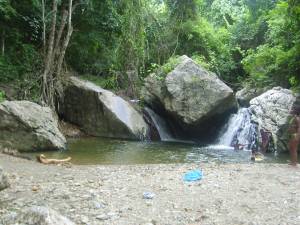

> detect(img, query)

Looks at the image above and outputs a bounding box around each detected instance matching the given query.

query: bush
[151,56,181,80]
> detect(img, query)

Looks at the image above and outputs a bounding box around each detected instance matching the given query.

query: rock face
[0,167,9,191]
[236,86,267,107]
[60,77,148,140]
[249,87,296,152]
[0,101,66,151]
[143,55,236,137]
[1,206,75,225]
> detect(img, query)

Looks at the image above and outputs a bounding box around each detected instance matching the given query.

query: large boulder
[1,206,75,225]
[249,87,296,152]
[60,77,148,140]
[0,167,9,191]
[0,101,66,152]
[236,86,267,107]
[142,55,236,137]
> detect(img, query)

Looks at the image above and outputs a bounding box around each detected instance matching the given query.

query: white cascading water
[217,108,257,150]
[144,107,174,141]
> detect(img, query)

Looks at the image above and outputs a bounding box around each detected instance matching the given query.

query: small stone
[32,186,39,192]
[146,201,153,207]
[94,201,104,209]
[81,215,89,224]
[143,192,155,199]
[0,167,9,191]
[96,214,110,221]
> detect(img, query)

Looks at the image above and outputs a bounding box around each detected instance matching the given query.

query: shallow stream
[23,137,290,165]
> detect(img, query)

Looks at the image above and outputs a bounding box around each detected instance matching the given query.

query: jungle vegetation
[0,0,299,105]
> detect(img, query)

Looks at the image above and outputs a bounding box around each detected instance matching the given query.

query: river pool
[22,137,290,165]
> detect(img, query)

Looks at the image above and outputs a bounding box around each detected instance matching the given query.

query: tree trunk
[41,0,77,108]
[1,30,5,57]
[53,9,68,60]
[56,0,73,77]
[41,0,46,56]
[42,0,57,106]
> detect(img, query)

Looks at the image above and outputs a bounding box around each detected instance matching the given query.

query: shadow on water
[22,137,291,165]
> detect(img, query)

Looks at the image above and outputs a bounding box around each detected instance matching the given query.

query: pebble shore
[0,153,299,225]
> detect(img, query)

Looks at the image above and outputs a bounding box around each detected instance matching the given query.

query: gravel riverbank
[0,153,299,225]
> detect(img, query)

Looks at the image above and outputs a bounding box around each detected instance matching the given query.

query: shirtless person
[288,95,300,166]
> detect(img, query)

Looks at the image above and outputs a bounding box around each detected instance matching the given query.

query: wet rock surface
[249,87,296,152]
[60,77,148,140]
[0,101,66,151]
[0,153,299,225]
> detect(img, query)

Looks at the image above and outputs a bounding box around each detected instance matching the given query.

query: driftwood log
[37,154,71,164]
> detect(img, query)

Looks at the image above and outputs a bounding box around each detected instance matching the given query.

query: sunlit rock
[0,101,66,151]
[249,87,296,152]
[60,77,148,140]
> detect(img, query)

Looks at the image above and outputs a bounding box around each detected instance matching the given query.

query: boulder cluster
[0,55,297,153]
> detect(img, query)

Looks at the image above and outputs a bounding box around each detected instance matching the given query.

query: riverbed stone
[60,76,148,140]
[0,167,9,191]
[0,101,66,151]
[142,55,236,136]
[249,87,296,152]
[1,206,75,225]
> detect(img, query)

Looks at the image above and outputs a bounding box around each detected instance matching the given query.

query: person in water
[288,94,300,166]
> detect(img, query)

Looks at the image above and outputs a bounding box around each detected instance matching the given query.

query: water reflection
[22,137,290,165]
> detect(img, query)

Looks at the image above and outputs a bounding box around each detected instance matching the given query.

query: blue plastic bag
[183,169,203,182]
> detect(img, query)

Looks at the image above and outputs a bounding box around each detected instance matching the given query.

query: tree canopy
[0,0,299,103]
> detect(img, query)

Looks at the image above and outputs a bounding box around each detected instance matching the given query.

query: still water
[23,137,290,165]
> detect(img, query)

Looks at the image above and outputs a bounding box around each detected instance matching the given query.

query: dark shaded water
[22,137,290,165]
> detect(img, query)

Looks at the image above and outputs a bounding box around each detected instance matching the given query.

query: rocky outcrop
[249,87,296,152]
[142,55,236,137]
[236,86,267,107]
[0,167,9,191]
[0,101,66,152]
[1,206,75,225]
[60,77,148,140]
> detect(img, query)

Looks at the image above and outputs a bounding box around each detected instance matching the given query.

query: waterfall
[217,108,258,151]
[144,107,174,141]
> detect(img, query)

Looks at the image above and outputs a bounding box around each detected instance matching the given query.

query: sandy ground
[0,153,300,225]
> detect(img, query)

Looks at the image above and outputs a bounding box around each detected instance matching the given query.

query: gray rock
[0,167,9,191]
[60,77,148,140]
[236,86,267,107]
[142,55,236,133]
[1,206,75,225]
[0,101,66,151]
[249,87,296,152]
[96,214,110,221]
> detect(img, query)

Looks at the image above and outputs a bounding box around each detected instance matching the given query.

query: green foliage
[191,55,210,70]
[152,56,181,80]
[0,90,5,102]
[175,17,238,81]
[242,45,287,86]
[1,0,298,101]
[242,0,300,88]
[80,74,120,91]
[166,0,201,21]
[67,0,121,75]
